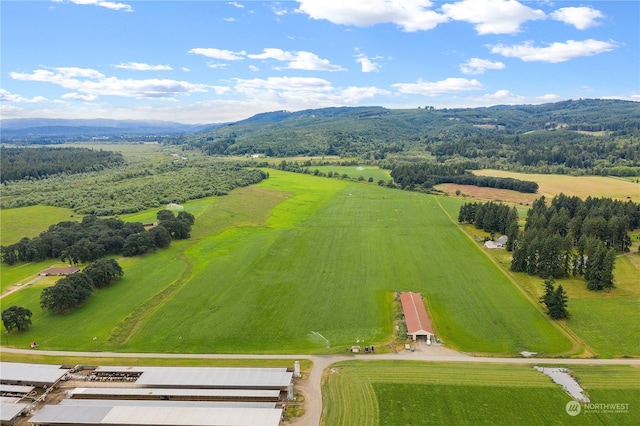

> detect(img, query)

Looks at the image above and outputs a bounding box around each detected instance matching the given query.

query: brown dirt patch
[435,184,538,206]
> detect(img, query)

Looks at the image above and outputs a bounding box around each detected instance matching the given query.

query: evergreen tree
[540,278,555,310]
[548,285,569,319]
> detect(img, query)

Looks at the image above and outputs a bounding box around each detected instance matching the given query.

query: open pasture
[321,361,640,426]
[310,165,391,183]
[2,170,572,355]
[0,205,77,246]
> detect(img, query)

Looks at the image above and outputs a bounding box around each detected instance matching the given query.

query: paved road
[3,346,638,426]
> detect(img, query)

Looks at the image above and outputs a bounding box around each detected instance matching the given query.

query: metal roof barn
[59,399,276,409]
[1,401,28,425]
[69,387,281,402]
[400,292,435,341]
[95,366,293,390]
[29,405,283,425]
[0,362,68,387]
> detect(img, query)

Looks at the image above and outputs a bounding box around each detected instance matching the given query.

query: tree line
[0,210,195,265]
[390,162,538,193]
[0,147,124,183]
[509,194,640,290]
[40,259,124,314]
[1,154,268,216]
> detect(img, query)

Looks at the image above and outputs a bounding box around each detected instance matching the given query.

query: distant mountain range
[0,118,217,141]
[2,99,639,144]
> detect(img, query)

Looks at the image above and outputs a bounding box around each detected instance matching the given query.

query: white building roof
[0,401,28,422]
[30,405,283,425]
[70,387,280,399]
[92,366,292,389]
[59,399,276,409]
[0,383,36,394]
[0,362,68,386]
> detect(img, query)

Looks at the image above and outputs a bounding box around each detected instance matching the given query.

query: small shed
[400,292,435,341]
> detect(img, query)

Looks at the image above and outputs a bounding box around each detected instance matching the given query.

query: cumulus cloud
[551,6,604,30]
[228,1,244,8]
[189,48,246,61]
[296,0,447,32]
[392,77,482,95]
[53,0,133,12]
[490,39,617,63]
[535,94,561,103]
[115,62,172,71]
[471,89,524,104]
[10,67,210,98]
[460,58,505,75]
[0,89,48,103]
[442,0,545,34]
[340,86,390,103]
[356,55,381,73]
[62,92,98,101]
[248,48,345,71]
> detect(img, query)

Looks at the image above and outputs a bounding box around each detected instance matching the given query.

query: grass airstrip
[1,170,573,355]
[321,361,640,426]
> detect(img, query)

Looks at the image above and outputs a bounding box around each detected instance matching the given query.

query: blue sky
[1,0,638,124]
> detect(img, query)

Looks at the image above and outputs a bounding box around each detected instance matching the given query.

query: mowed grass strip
[123,171,569,354]
[322,361,640,426]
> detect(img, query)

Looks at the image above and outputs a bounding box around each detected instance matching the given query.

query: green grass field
[310,165,391,183]
[0,205,78,246]
[1,170,572,355]
[322,361,640,426]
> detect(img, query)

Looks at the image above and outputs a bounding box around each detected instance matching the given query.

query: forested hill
[176,99,640,175]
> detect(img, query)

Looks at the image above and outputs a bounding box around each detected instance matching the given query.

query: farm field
[1,170,572,355]
[437,191,640,359]
[474,169,640,201]
[321,361,640,426]
[310,165,391,183]
[0,205,77,245]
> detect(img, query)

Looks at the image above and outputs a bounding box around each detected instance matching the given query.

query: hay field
[474,169,640,201]
[322,361,640,426]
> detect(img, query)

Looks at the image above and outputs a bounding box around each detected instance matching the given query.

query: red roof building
[39,267,80,276]
[400,292,435,341]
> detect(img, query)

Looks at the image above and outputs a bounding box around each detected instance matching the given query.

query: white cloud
[223,17,237,22]
[62,92,98,101]
[340,86,390,103]
[188,48,246,60]
[356,55,381,73]
[207,63,228,69]
[471,89,524,104]
[551,6,604,30]
[249,65,260,72]
[442,0,545,34]
[490,39,617,63]
[10,67,210,98]
[233,76,334,93]
[248,48,345,71]
[182,67,191,72]
[296,0,448,32]
[0,89,48,103]
[228,2,244,8]
[535,94,561,103]
[115,62,172,71]
[392,77,482,95]
[460,58,505,75]
[54,0,133,12]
